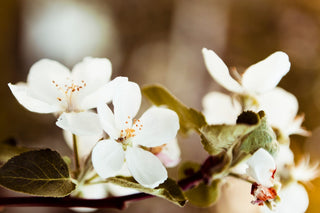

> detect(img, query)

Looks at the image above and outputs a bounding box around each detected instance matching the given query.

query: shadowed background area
[1,0,320,212]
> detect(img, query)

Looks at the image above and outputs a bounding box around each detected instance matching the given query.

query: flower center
[51,78,87,111]
[117,117,143,144]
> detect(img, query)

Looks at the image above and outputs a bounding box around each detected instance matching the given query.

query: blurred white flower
[258,87,310,137]
[92,81,180,188]
[292,156,319,183]
[202,48,290,95]
[264,144,319,213]
[71,179,109,212]
[8,57,124,135]
[202,88,309,138]
[261,182,309,213]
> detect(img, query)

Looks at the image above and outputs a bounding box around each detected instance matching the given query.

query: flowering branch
[0,155,222,209]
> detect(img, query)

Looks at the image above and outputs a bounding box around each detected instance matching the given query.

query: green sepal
[239,112,279,155]
[142,84,206,134]
[106,176,186,206]
[0,149,76,197]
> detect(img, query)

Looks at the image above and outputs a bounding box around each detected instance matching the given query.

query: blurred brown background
[1,0,320,212]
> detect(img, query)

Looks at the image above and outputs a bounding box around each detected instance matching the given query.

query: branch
[0,155,222,209]
[0,193,153,210]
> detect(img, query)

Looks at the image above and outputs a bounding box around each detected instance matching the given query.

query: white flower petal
[275,144,294,171]
[246,148,276,187]
[286,114,311,137]
[126,146,167,188]
[202,48,243,93]
[97,102,120,139]
[63,130,103,158]
[133,107,179,147]
[262,183,309,213]
[72,57,112,108]
[258,87,298,131]
[113,81,141,130]
[202,92,241,124]
[8,83,61,113]
[242,51,290,94]
[56,111,103,136]
[27,59,71,105]
[80,77,129,110]
[92,139,125,178]
[156,138,181,168]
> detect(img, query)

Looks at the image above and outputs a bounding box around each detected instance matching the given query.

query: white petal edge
[27,59,71,105]
[92,139,125,178]
[133,107,179,147]
[8,83,62,113]
[242,51,291,94]
[126,146,167,188]
[202,91,241,124]
[202,48,243,93]
[113,81,141,130]
[97,102,120,139]
[246,148,276,187]
[56,111,103,136]
[80,77,129,110]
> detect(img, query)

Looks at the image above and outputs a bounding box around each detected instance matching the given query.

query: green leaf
[239,114,279,155]
[200,123,258,155]
[107,176,186,206]
[0,138,30,165]
[185,180,221,207]
[0,149,76,197]
[142,84,206,134]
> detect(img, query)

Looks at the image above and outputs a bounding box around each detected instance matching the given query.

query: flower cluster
[202,48,318,211]
[4,48,318,212]
[8,57,181,193]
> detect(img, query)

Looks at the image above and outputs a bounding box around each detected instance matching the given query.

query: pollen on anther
[125,121,128,124]
[52,80,55,83]
[57,97,62,101]
[139,128,142,130]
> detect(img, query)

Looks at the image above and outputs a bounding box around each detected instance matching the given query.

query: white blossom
[202,48,290,95]
[92,80,180,188]
[8,57,123,135]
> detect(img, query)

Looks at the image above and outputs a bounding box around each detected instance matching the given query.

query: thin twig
[72,134,80,178]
